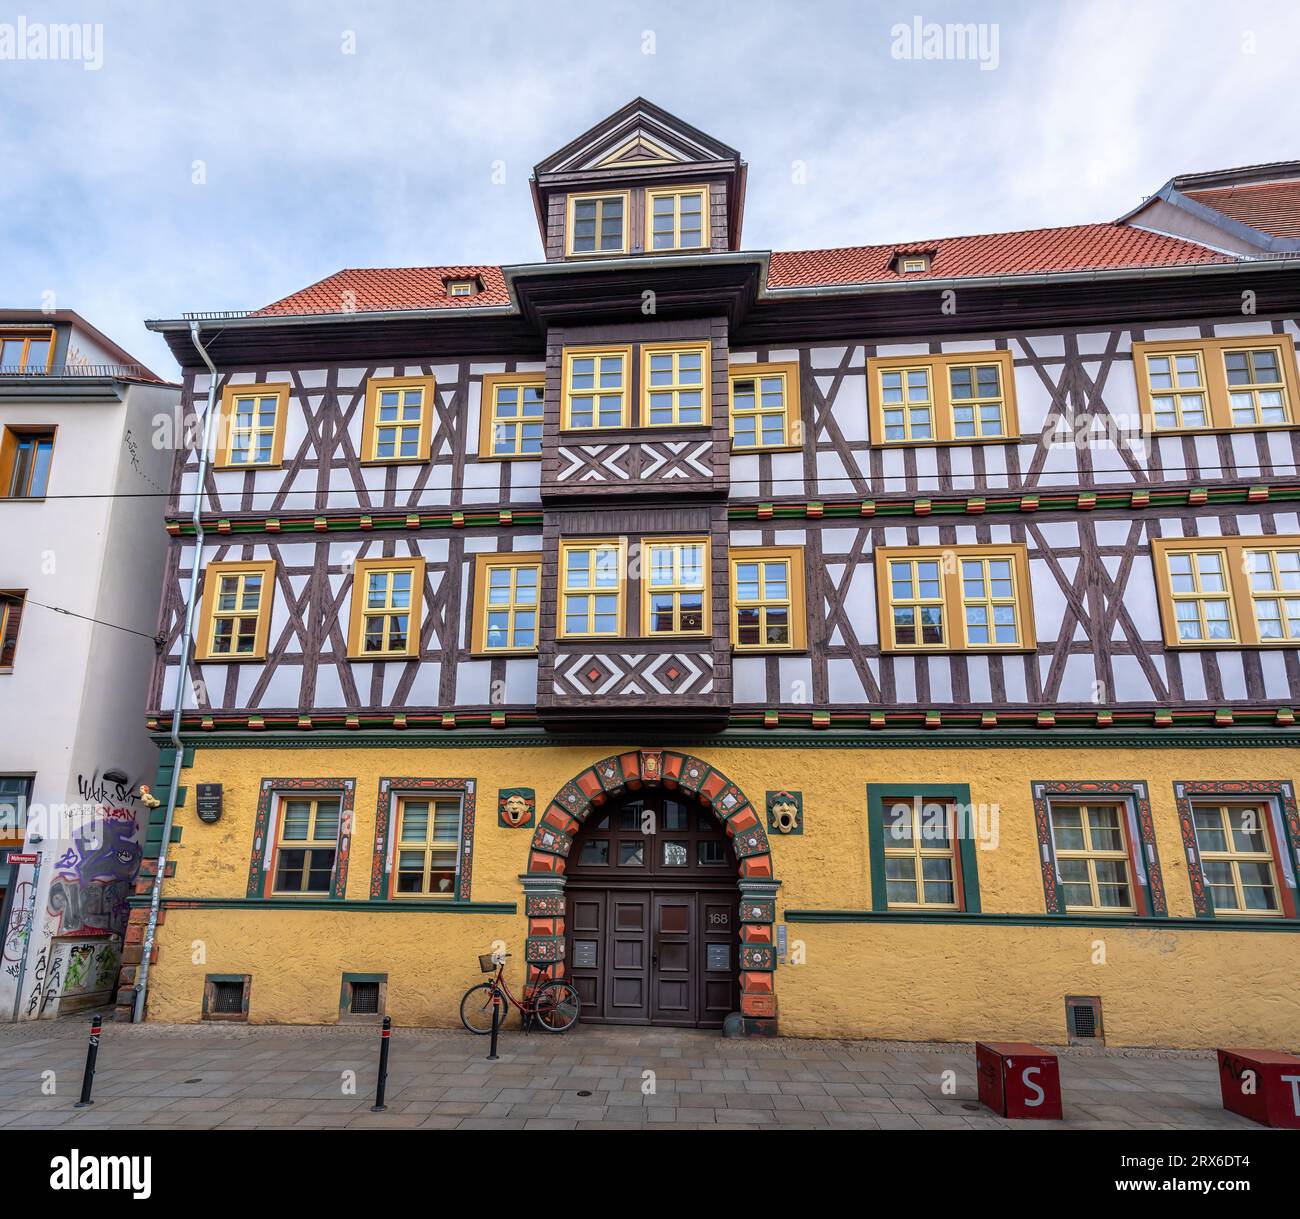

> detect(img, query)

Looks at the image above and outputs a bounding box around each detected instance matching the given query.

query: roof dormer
[531,98,746,262]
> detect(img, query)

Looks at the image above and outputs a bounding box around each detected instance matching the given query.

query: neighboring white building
[0,310,176,1021]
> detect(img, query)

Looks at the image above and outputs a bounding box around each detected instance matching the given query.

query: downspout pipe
[132,321,219,1022]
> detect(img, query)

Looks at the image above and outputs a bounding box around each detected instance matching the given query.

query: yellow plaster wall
[145,741,1300,1046]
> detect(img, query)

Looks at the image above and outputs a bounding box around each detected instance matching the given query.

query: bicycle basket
[478,954,499,974]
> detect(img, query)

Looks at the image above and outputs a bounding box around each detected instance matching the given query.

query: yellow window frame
[641,341,711,427]
[1132,337,1300,434]
[0,425,57,499]
[346,556,425,660]
[729,546,806,651]
[565,189,630,257]
[1048,802,1137,914]
[644,184,710,251]
[642,537,710,638]
[561,345,631,431]
[876,543,1035,654]
[271,795,341,895]
[446,280,476,297]
[1151,535,1300,648]
[868,350,1018,446]
[216,382,290,469]
[478,371,545,460]
[1191,802,1284,917]
[0,328,56,373]
[881,797,959,910]
[558,538,626,639]
[360,375,435,465]
[195,560,277,662]
[0,590,26,672]
[471,552,541,654]
[392,794,462,899]
[728,361,801,450]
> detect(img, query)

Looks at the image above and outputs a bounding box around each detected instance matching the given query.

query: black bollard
[370,1015,391,1112]
[487,991,501,1061]
[73,1013,102,1108]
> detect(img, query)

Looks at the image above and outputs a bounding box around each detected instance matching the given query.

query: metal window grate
[350,981,380,1015]
[212,981,244,1014]
[1065,995,1103,1044]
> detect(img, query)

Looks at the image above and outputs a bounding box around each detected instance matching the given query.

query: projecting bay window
[1191,803,1283,917]
[730,546,806,652]
[362,376,435,464]
[1133,337,1299,433]
[559,540,624,638]
[869,350,1018,445]
[471,553,541,654]
[394,795,463,898]
[1048,803,1136,913]
[728,362,800,450]
[217,382,290,468]
[271,796,341,895]
[642,342,709,426]
[645,185,708,251]
[195,561,276,662]
[0,427,55,498]
[479,373,544,459]
[876,544,1034,653]
[1152,536,1300,647]
[562,346,630,430]
[347,558,425,659]
[566,191,629,256]
[643,538,709,637]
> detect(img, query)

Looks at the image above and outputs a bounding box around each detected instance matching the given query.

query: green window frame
[866,784,982,913]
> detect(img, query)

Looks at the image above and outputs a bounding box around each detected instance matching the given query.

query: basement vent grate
[351,981,381,1015]
[1065,995,1103,1044]
[212,981,244,1014]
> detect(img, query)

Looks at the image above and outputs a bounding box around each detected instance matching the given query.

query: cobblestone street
[0,1020,1268,1130]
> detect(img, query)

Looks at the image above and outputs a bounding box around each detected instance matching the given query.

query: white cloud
[1,0,1296,377]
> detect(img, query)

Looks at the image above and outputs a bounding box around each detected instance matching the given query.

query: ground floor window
[866,784,982,913]
[394,794,463,897]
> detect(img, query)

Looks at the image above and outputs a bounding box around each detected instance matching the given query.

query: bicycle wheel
[460,982,508,1034]
[532,980,581,1032]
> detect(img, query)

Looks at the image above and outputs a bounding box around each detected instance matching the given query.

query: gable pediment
[535,99,740,178]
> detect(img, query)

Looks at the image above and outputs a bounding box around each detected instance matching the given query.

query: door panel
[567,893,604,1015]
[699,892,739,1026]
[652,893,696,1025]
[605,892,650,1023]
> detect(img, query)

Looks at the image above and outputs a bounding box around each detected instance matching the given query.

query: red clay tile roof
[1183,180,1300,239]
[253,265,509,316]
[767,223,1232,288]
[250,224,1233,317]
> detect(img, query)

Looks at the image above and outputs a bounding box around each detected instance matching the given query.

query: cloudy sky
[2,0,1298,377]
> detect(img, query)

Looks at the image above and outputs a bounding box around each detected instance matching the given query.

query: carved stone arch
[522,749,779,1034]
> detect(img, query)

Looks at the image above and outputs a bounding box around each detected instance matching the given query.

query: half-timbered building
[130,102,1300,1046]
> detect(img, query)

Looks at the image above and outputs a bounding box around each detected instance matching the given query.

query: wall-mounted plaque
[196,784,223,824]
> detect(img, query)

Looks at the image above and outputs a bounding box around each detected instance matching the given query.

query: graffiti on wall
[44,774,145,940]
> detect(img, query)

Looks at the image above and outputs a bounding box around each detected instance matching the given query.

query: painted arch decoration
[523,749,780,1031]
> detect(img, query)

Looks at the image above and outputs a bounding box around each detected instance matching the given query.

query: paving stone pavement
[0,1019,1266,1130]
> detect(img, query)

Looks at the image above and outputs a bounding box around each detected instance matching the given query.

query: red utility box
[1217,1048,1300,1128]
[976,1041,1063,1119]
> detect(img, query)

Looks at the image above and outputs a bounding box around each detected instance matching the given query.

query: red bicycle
[459,952,581,1034]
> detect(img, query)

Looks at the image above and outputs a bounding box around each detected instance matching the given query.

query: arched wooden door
[564,789,739,1028]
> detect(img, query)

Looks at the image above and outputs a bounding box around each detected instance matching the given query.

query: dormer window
[566,191,629,256]
[0,329,55,373]
[444,277,480,297]
[646,185,709,251]
[895,252,933,274]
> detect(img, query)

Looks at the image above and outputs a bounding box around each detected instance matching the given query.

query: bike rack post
[487,991,501,1061]
[371,1015,392,1112]
[73,1013,102,1108]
